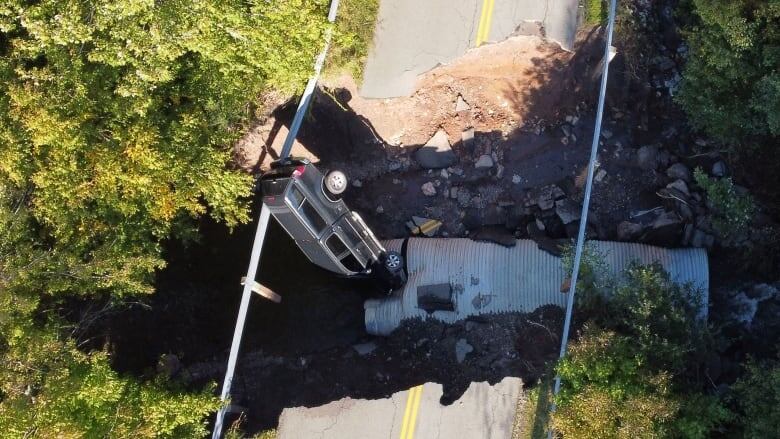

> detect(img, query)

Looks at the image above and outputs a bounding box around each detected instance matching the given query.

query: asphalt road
[361,0,580,98]
[277,378,522,439]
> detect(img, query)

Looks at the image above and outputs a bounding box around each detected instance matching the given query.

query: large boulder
[414,129,458,169]
[617,221,644,241]
[641,210,683,247]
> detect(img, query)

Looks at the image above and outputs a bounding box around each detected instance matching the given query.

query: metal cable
[212,2,341,437]
[547,0,618,436]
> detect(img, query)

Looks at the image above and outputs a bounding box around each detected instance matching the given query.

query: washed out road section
[361,0,579,98]
[276,378,522,439]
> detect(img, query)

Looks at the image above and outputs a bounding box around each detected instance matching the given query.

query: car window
[341,253,364,272]
[299,200,327,234]
[288,186,305,208]
[326,233,348,257]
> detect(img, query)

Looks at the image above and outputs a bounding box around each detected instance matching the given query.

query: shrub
[554,263,729,438]
[0,315,221,438]
[326,0,380,82]
[693,167,755,239]
[554,327,678,438]
[730,359,780,438]
[584,0,608,26]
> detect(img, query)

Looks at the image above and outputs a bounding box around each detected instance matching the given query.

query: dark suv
[260,158,406,292]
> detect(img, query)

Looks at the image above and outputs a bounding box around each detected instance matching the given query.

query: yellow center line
[475,0,489,46]
[399,385,424,439]
[482,0,495,44]
[406,385,423,439]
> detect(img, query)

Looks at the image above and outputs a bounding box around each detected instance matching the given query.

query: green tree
[0,315,221,438]
[730,359,780,439]
[677,0,780,143]
[1,186,221,438]
[0,0,331,296]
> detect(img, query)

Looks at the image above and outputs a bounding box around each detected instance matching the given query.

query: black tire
[374,251,406,293]
[384,251,403,272]
[324,170,347,198]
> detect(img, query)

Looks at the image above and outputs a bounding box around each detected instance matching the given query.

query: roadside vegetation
[549,251,780,438]
[326,0,380,82]
[583,0,607,26]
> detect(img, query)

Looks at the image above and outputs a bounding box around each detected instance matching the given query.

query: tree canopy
[0,0,330,296]
[678,0,780,144]
[0,1,334,436]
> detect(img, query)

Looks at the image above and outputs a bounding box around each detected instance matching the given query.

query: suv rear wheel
[324,170,347,197]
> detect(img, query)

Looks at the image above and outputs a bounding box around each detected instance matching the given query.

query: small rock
[712,161,727,177]
[637,145,660,171]
[535,217,546,231]
[601,129,613,139]
[440,169,449,179]
[415,129,458,169]
[376,205,384,214]
[469,226,516,247]
[667,179,690,197]
[461,128,475,151]
[537,185,565,210]
[449,187,459,199]
[455,338,474,364]
[455,95,470,112]
[495,164,505,179]
[512,174,522,184]
[595,168,607,183]
[475,154,494,168]
[666,163,692,182]
[683,223,694,246]
[352,179,363,188]
[392,178,402,185]
[555,199,582,225]
[644,210,683,247]
[617,221,644,241]
[352,342,377,356]
[691,228,707,248]
[421,182,436,196]
[157,354,181,377]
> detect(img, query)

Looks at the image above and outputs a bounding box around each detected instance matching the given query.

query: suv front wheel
[374,251,406,293]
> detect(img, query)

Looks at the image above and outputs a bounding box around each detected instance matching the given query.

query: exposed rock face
[415,129,458,169]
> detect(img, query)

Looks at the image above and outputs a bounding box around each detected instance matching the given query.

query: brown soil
[234,35,586,173]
